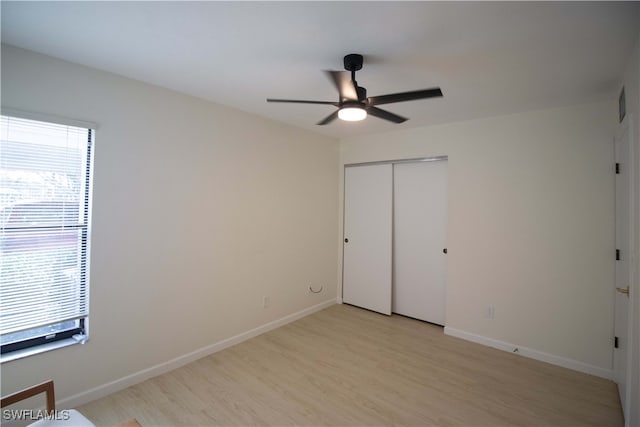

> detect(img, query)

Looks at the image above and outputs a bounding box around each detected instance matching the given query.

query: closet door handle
[344,238,349,243]
[442,248,447,254]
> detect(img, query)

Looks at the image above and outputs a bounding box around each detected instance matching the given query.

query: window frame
[0,109,96,363]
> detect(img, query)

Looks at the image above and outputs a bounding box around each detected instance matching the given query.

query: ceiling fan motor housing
[356,86,367,102]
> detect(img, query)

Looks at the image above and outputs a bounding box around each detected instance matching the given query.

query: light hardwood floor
[79,304,623,426]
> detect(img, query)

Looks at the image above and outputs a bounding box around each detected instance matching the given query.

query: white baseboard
[59,299,336,409]
[444,326,613,380]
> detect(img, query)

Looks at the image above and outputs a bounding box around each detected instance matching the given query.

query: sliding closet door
[393,160,447,325]
[343,164,392,315]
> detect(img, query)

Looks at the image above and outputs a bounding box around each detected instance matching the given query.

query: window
[0,113,94,360]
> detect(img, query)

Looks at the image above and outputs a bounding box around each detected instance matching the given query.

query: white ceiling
[2,1,639,139]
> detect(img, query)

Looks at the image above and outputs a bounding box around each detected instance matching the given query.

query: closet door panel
[343,164,392,315]
[393,160,447,324]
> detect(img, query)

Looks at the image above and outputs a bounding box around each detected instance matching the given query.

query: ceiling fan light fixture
[338,106,367,122]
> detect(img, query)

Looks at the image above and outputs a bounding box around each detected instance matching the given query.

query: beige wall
[0,45,339,403]
[339,101,616,373]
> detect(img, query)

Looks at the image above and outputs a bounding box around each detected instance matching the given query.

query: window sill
[0,335,88,364]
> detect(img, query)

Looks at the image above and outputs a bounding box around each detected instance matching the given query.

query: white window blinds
[0,114,92,347]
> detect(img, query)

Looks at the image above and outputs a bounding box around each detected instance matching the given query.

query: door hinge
[615,336,619,349]
[616,163,620,174]
[616,249,621,261]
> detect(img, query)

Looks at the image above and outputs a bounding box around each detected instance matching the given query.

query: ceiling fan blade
[325,71,358,102]
[267,98,339,106]
[366,106,408,124]
[367,87,443,106]
[317,110,340,126]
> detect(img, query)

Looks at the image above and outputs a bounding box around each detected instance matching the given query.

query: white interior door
[392,160,448,325]
[343,164,392,315]
[614,124,631,417]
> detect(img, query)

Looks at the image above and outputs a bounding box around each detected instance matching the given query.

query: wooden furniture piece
[1,380,94,426]
[1,380,56,415]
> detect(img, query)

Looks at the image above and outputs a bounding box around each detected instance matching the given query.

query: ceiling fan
[267,54,443,125]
